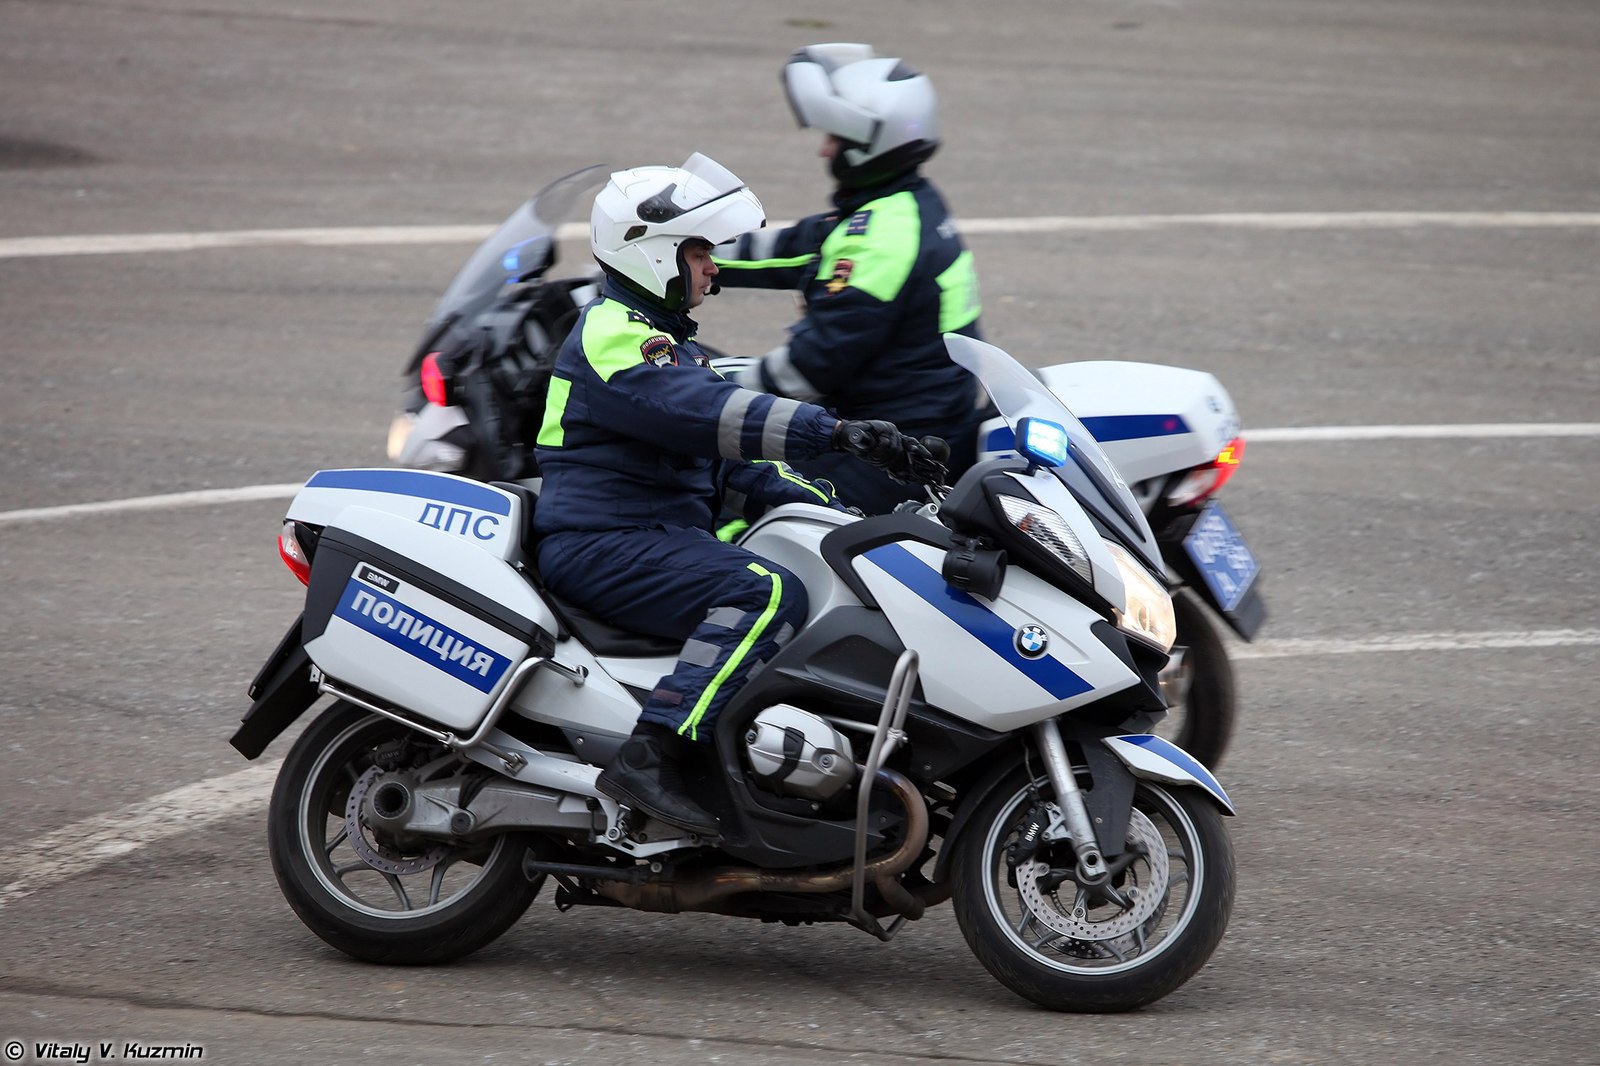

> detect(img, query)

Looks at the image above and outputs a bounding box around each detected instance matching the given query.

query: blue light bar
[1015,417,1069,468]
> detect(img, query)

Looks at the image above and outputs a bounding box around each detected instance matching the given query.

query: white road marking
[1249,423,1600,442]
[5,625,1596,907]
[0,225,500,260]
[4,423,1598,527]
[1235,628,1600,659]
[958,211,1600,235]
[0,761,282,913]
[0,483,304,525]
[4,210,1600,260]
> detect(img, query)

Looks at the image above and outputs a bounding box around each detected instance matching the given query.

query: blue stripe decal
[306,469,512,516]
[1117,734,1233,809]
[984,415,1191,454]
[1082,414,1192,443]
[864,542,1092,701]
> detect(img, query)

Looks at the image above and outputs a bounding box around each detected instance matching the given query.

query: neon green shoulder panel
[936,250,982,332]
[818,191,919,303]
[580,300,662,382]
[536,376,570,448]
[536,300,666,448]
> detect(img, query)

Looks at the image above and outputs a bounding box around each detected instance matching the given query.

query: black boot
[596,723,719,838]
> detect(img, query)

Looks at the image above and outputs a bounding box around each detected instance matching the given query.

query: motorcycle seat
[545,597,685,659]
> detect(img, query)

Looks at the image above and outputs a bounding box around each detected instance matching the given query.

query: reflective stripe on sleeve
[717,387,759,459]
[761,344,825,402]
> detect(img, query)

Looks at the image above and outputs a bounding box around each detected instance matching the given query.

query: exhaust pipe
[590,767,928,917]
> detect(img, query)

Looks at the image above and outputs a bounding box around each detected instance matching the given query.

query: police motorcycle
[239,332,1236,1013]
[387,166,1264,769]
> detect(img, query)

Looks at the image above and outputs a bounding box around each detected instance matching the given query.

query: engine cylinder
[744,705,858,801]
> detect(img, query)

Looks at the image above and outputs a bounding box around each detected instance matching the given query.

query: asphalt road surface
[2,1,1597,1064]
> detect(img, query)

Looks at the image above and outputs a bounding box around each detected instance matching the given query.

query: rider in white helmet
[535,154,937,837]
[715,45,983,515]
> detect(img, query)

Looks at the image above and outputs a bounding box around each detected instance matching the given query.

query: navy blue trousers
[536,527,808,743]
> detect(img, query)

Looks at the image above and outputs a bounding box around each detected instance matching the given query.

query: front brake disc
[1014,805,1168,941]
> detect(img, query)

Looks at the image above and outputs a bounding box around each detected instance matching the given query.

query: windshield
[945,334,1162,570]
[424,165,610,334]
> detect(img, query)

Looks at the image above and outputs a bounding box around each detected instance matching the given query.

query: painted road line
[1235,629,1600,659]
[1249,424,1600,443]
[0,225,500,260]
[0,761,282,913]
[4,423,1599,527]
[4,627,1596,908]
[5,211,1600,260]
[0,484,305,526]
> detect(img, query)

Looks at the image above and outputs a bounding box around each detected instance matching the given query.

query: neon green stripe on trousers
[678,562,782,742]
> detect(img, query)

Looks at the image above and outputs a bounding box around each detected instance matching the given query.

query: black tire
[1158,591,1237,769]
[267,701,539,964]
[950,765,1234,1012]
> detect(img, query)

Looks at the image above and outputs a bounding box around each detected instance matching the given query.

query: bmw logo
[1015,624,1050,658]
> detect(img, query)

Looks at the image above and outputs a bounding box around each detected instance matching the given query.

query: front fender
[934,728,1234,884]
[1102,734,1235,814]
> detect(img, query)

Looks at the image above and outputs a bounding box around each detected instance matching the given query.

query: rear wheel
[950,766,1234,1012]
[1156,592,1236,769]
[267,701,539,964]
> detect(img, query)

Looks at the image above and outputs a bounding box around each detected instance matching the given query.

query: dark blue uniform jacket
[533,280,841,537]
[714,172,983,438]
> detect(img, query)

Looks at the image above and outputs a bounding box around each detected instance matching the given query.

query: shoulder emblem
[845,210,872,237]
[626,310,652,325]
[640,334,677,367]
[825,258,855,295]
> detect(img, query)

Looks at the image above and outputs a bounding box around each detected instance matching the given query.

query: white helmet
[783,43,939,188]
[590,153,765,310]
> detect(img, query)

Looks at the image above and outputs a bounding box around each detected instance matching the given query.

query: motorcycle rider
[715,43,984,514]
[534,155,937,837]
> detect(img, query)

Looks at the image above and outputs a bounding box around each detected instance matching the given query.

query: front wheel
[1155,591,1237,769]
[950,767,1234,1012]
[267,701,539,964]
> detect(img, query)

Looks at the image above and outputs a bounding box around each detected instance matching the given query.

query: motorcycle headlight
[1106,542,1176,652]
[997,495,1092,584]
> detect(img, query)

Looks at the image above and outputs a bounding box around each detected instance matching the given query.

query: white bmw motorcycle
[237,334,1234,1012]
[388,168,1263,770]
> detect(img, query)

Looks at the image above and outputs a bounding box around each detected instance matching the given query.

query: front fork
[1029,719,1110,886]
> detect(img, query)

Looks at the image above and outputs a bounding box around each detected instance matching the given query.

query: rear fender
[231,615,319,759]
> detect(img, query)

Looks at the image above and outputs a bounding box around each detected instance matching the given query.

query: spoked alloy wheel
[267,701,538,964]
[951,768,1234,1012]
[1154,591,1237,770]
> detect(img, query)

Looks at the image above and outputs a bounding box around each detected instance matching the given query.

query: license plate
[1182,501,1260,613]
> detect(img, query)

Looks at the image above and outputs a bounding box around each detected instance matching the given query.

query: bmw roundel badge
[1015,624,1050,658]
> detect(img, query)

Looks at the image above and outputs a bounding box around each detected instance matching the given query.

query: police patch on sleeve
[640,334,677,367]
[825,258,855,295]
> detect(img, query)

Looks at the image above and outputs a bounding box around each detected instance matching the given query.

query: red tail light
[420,351,450,407]
[278,521,312,586]
[1166,436,1245,508]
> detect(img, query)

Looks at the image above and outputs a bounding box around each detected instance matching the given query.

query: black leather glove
[831,419,905,468]
[832,420,948,485]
